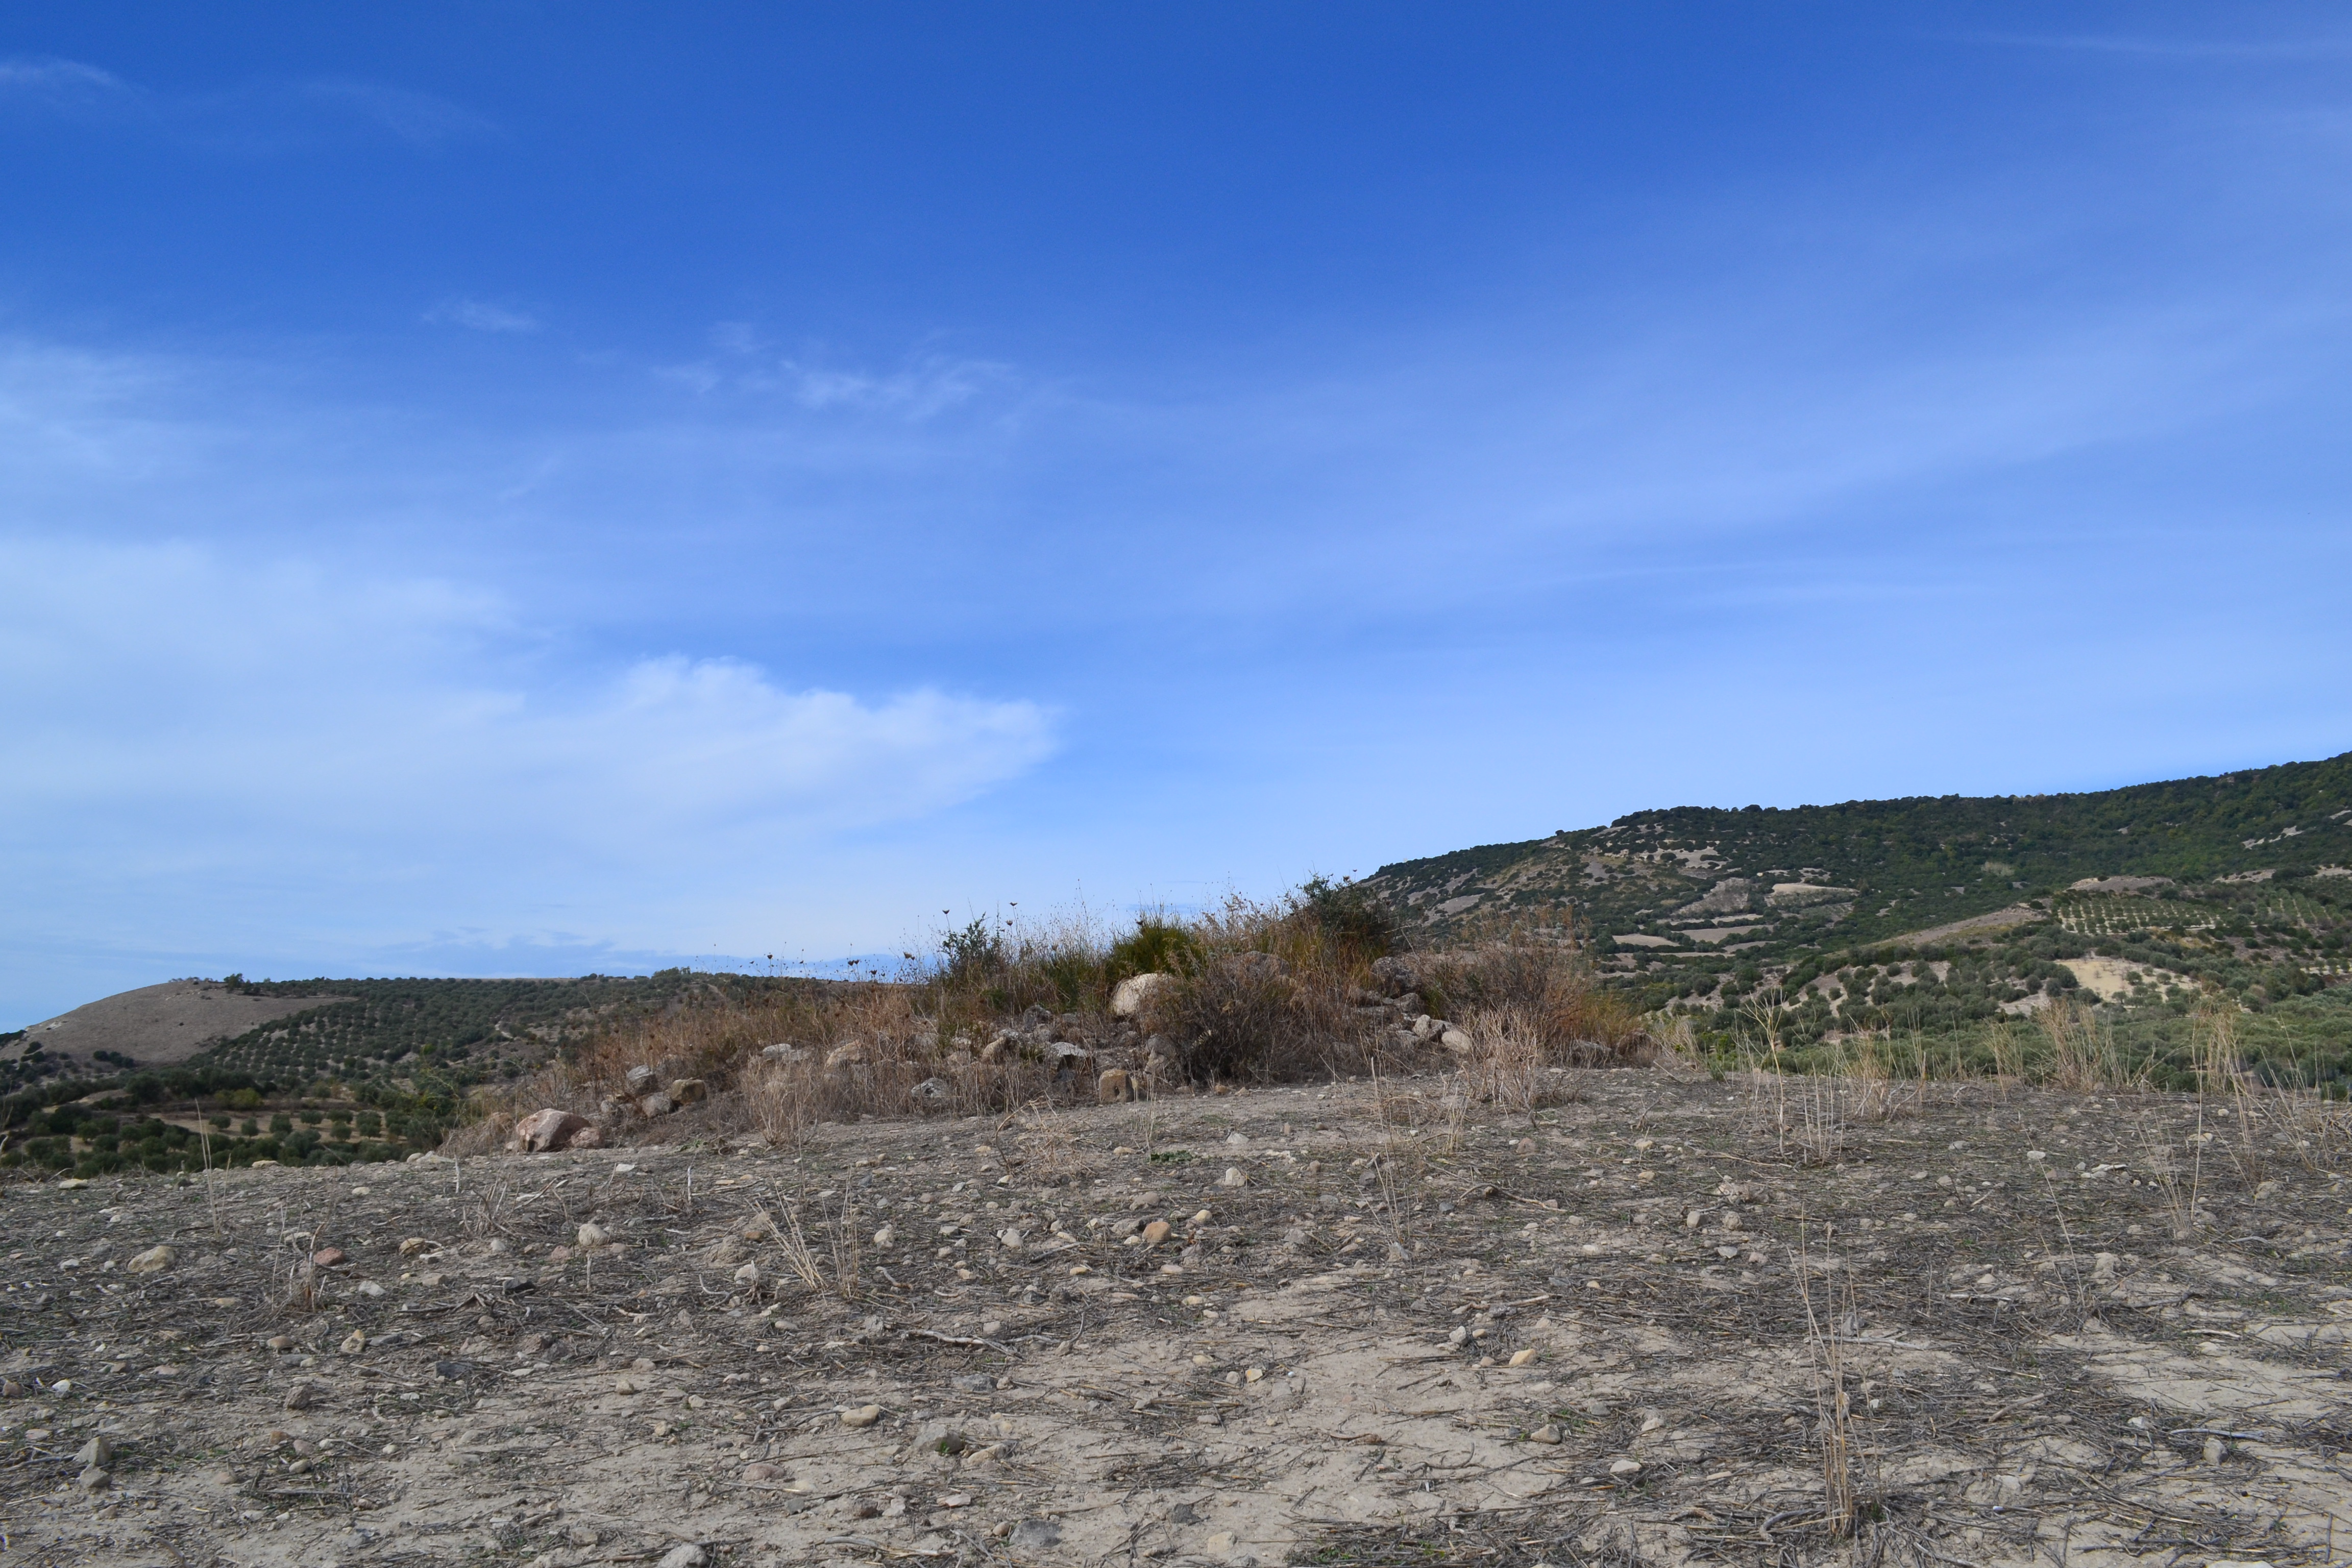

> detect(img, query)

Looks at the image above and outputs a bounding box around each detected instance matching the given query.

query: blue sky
[5,5,2350,1025]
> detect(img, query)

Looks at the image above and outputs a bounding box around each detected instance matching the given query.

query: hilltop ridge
[1366,751,2352,1071]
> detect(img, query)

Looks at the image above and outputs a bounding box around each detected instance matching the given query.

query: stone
[841,1404,885,1428]
[1439,1027,1475,1054]
[873,1224,896,1248]
[1609,1457,1642,1477]
[74,1435,114,1468]
[741,1461,786,1481]
[668,1079,707,1105]
[626,1064,659,1093]
[569,1125,605,1149]
[1142,1220,1173,1246]
[2202,1436,2226,1465]
[311,1246,348,1268]
[759,1042,805,1063]
[998,1229,1025,1253]
[1220,1166,1247,1188]
[76,1464,110,1491]
[267,1336,296,1352]
[284,1381,327,1411]
[126,1245,174,1275]
[1508,1349,1538,1367]
[825,1041,869,1068]
[514,1108,592,1152]
[398,1236,437,1256]
[339,1330,367,1355]
[656,1546,707,1568]
[910,1076,954,1110]
[577,1222,611,1249]
[1010,1519,1063,1551]
[1097,1068,1138,1103]
[732,1263,759,1285]
[1530,1425,1562,1444]
[1110,972,1174,1019]
[639,1093,677,1117]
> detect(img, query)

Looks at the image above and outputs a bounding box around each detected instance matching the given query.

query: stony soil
[4,1069,2350,1567]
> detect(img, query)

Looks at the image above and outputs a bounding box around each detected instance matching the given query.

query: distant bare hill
[0,981,349,1072]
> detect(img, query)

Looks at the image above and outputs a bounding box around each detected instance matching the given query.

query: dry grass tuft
[442,888,1645,1151]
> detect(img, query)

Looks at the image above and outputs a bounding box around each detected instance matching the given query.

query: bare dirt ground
[4,1069,2349,1568]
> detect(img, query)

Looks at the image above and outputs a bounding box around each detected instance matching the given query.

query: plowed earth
[4,1071,2349,1567]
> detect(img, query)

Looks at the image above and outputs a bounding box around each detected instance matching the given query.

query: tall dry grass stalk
[1794,1221,1861,1538]
[2037,996,2142,1092]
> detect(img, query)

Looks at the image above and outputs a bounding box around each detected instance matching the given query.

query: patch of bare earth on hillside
[4,1073,2349,1567]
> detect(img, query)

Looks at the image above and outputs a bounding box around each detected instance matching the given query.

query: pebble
[126,1246,175,1275]
[339,1331,368,1355]
[1528,1426,1565,1446]
[1010,1519,1062,1551]
[1220,1167,1247,1188]
[312,1247,349,1268]
[284,1382,328,1410]
[576,1223,609,1249]
[732,1263,758,1284]
[841,1404,885,1429]
[76,1464,111,1491]
[267,1336,296,1353]
[1508,1349,1538,1367]
[75,1435,115,1468]
[398,1237,437,1256]
[1609,1458,1642,1477]
[1142,1220,1173,1246]
[656,1546,707,1568]
[873,1225,896,1247]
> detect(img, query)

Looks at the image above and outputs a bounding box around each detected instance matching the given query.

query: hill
[1366,751,2352,1079]
[0,979,353,1077]
[0,969,808,1172]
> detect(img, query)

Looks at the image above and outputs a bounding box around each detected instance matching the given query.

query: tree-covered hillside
[1367,751,2352,1082]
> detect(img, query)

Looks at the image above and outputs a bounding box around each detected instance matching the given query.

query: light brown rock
[513,1108,592,1152]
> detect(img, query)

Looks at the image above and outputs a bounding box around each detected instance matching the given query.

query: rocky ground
[4,1068,2350,1567]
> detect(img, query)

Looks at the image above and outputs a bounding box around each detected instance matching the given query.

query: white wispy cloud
[0,536,1055,975]
[666,333,1015,419]
[0,56,497,149]
[425,298,542,333]
[0,55,128,95]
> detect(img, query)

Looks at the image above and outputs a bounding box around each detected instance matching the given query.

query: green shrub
[1108,915,1205,981]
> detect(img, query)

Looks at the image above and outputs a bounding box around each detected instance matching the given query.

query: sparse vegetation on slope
[1370,751,2352,1090]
